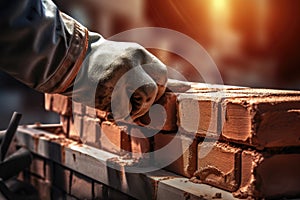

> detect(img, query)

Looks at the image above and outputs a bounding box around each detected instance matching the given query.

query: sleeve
[0,0,89,93]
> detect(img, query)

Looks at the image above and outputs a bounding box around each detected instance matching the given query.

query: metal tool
[0,112,37,200]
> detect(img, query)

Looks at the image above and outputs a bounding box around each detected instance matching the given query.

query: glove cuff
[37,12,89,93]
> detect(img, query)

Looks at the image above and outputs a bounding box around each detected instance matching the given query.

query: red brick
[93,181,105,200]
[154,133,197,177]
[53,164,71,193]
[235,150,300,199]
[100,121,130,155]
[177,93,219,137]
[137,92,178,131]
[29,156,45,179]
[85,105,97,118]
[29,176,51,200]
[44,94,72,116]
[130,127,151,159]
[72,101,85,115]
[44,93,52,111]
[69,114,83,141]
[45,160,54,182]
[222,95,300,148]
[195,141,241,192]
[71,172,93,199]
[82,116,101,148]
[60,115,69,135]
[107,187,133,200]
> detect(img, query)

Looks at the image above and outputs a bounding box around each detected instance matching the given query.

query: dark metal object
[0,112,37,200]
[0,112,22,161]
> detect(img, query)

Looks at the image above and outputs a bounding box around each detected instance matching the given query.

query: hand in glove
[63,32,168,122]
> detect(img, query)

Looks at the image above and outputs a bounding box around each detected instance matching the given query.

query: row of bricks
[21,154,134,200]
[17,124,300,199]
[17,125,240,200]
[41,110,300,199]
[45,86,300,149]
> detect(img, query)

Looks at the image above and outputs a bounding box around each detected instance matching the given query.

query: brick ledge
[16,125,238,200]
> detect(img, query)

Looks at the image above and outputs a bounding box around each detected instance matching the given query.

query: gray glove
[64,32,167,121]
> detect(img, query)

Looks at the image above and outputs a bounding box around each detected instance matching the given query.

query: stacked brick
[44,83,300,199]
[20,154,134,199]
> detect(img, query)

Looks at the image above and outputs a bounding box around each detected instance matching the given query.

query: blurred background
[1,0,300,128]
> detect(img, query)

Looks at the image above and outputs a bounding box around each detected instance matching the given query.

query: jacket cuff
[37,12,89,93]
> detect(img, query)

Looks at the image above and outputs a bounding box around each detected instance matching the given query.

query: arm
[0,0,88,93]
[0,0,167,121]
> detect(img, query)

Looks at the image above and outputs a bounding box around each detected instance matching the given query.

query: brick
[29,156,45,179]
[93,181,105,200]
[187,82,247,93]
[29,155,45,179]
[44,94,72,116]
[100,121,130,155]
[194,141,241,192]
[178,89,300,148]
[235,150,300,199]
[130,127,151,159]
[51,186,67,200]
[154,133,197,178]
[222,95,300,148]
[53,164,71,193]
[29,176,51,200]
[85,105,97,118]
[107,187,134,200]
[137,92,178,131]
[60,115,83,140]
[177,92,220,137]
[69,114,83,141]
[71,172,93,199]
[44,93,52,111]
[60,115,69,135]
[72,101,85,115]
[82,116,101,148]
[45,160,54,182]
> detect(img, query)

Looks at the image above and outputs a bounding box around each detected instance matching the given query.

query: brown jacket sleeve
[0,0,88,93]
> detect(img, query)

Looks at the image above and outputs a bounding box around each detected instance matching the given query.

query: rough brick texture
[41,84,300,199]
[154,133,197,178]
[195,141,241,192]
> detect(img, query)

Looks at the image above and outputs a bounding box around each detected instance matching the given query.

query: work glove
[63,32,168,122]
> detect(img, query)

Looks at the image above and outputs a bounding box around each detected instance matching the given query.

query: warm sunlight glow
[212,0,227,12]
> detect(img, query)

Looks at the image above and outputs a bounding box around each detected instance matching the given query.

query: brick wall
[16,83,300,199]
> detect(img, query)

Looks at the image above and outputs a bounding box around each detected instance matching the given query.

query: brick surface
[154,133,197,178]
[60,115,69,135]
[130,127,151,159]
[44,94,72,116]
[45,160,54,182]
[29,176,52,200]
[222,95,300,148]
[177,93,220,137]
[235,150,300,199]
[93,181,105,200]
[107,187,134,200]
[71,172,93,199]
[82,116,101,148]
[72,101,85,115]
[195,141,241,192]
[17,126,239,200]
[53,163,71,194]
[29,156,45,179]
[100,121,130,155]
[69,114,83,141]
[137,92,178,131]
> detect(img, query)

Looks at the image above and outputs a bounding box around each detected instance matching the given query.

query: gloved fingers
[130,81,157,121]
[108,63,158,121]
[166,79,192,92]
[140,53,168,101]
